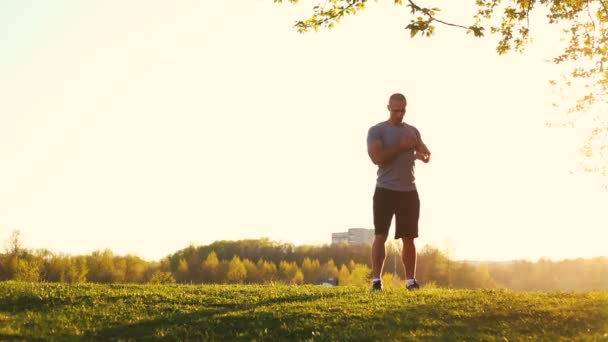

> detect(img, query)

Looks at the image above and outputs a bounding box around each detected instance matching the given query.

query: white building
[331,228,374,245]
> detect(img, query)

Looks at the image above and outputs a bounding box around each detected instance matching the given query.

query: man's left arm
[413,128,431,163]
[415,140,431,163]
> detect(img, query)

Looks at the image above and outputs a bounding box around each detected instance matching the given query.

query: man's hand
[415,141,431,163]
[368,134,425,167]
[415,151,431,163]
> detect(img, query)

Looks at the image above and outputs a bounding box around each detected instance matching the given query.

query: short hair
[389,93,407,104]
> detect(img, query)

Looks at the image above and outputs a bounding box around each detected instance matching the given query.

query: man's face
[387,100,406,123]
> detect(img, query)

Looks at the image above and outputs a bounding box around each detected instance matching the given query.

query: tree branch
[526,0,532,30]
[407,0,469,30]
[587,0,596,30]
[599,0,608,16]
[291,2,357,32]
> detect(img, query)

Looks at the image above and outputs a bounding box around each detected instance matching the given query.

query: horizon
[2,1,607,263]
[5,229,607,264]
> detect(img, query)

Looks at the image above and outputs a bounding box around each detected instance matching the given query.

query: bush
[148,271,176,284]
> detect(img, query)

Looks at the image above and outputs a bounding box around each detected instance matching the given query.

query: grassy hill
[0,282,607,341]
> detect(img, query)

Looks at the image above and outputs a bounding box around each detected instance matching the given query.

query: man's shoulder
[402,122,418,130]
[403,122,421,134]
[369,121,388,130]
[367,121,387,143]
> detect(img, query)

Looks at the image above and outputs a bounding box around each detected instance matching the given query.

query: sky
[1,1,606,262]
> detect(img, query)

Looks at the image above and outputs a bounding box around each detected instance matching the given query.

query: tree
[5,230,24,256]
[43,254,70,282]
[201,251,220,283]
[149,271,176,284]
[112,257,127,283]
[176,258,190,283]
[278,260,300,283]
[67,256,88,284]
[318,259,339,282]
[452,262,477,288]
[301,258,321,284]
[451,262,495,289]
[416,245,449,286]
[14,258,41,282]
[241,258,259,283]
[227,256,247,283]
[124,255,147,284]
[86,249,115,283]
[257,259,278,283]
[217,260,229,283]
[488,263,513,288]
[276,0,608,179]
[349,261,371,287]
[471,264,497,289]
[292,269,305,284]
[338,264,351,286]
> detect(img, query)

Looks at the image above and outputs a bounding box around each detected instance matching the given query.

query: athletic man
[366,93,431,291]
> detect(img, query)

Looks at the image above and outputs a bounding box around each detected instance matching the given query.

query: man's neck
[387,119,404,127]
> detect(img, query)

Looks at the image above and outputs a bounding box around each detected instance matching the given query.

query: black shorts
[373,187,420,239]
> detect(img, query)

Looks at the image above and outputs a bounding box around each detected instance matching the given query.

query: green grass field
[0,282,607,341]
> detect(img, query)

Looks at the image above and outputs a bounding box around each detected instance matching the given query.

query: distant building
[332,232,349,244]
[331,228,374,245]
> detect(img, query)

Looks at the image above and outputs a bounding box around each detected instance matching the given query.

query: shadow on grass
[0,293,47,314]
[85,292,608,341]
[84,291,343,341]
[0,334,46,342]
[3,287,606,341]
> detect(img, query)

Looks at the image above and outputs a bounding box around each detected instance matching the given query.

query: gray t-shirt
[367,121,421,192]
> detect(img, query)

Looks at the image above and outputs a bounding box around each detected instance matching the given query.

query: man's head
[387,93,407,125]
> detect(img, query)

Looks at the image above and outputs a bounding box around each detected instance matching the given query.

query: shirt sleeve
[412,126,422,141]
[367,125,382,146]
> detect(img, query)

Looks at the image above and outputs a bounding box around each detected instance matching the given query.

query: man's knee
[374,234,388,244]
[402,237,415,247]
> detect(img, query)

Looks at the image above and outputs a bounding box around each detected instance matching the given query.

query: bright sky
[1,1,606,262]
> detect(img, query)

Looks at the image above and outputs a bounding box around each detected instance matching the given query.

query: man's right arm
[367,140,403,167]
[368,135,418,166]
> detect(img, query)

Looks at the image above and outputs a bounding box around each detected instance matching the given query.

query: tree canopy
[275,0,607,179]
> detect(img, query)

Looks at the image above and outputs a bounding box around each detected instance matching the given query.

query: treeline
[414,245,608,291]
[0,233,373,286]
[1,231,607,291]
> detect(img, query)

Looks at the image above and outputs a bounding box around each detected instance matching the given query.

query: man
[366,93,431,291]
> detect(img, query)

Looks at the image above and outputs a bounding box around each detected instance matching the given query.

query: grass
[0,281,607,341]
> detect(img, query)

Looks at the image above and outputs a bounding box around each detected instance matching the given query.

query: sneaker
[371,280,383,291]
[406,280,420,291]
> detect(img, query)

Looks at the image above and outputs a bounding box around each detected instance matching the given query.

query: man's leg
[401,237,416,280]
[371,187,392,289]
[372,234,388,279]
[395,190,420,288]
